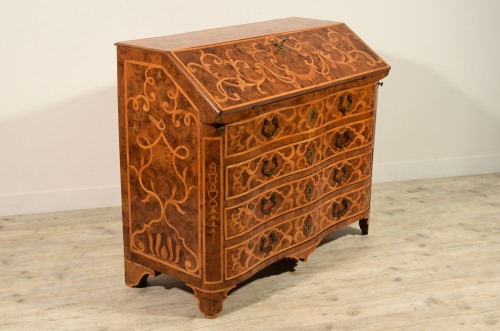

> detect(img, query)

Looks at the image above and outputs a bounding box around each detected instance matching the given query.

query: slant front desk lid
[117,17,390,114]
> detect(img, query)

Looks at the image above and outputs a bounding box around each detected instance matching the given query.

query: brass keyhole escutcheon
[304,216,312,236]
[273,38,287,54]
[310,107,318,123]
[306,146,315,163]
[305,183,314,199]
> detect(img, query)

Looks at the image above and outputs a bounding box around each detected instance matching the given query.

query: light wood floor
[1,173,499,330]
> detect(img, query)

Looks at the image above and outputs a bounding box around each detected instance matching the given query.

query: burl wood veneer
[115,17,390,318]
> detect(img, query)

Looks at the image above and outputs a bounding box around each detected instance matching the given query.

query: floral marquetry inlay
[118,17,390,318]
[172,24,388,111]
[207,162,219,241]
[226,117,375,199]
[125,61,201,276]
[225,183,371,279]
[225,151,373,239]
[225,84,376,157]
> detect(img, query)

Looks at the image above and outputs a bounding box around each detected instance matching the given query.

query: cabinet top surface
[117,17,390,113]
[116,17,337,51]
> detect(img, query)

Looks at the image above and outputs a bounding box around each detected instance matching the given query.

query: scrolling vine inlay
[125,61,201,276]
[225,151,372,239]
[225,183,371,279]
[226,117,374,199]
[207,162,219,242]
[172,24,387,110]
[117,17,390,318]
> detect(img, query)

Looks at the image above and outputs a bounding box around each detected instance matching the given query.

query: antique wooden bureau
[116,17,390,318]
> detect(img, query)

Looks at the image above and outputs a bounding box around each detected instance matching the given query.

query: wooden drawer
[224,84,376,157]
[224,150,373,239]
[225,116,375,199]
[225,182,371,279]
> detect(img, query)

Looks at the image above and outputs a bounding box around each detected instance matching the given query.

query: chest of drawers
[116,17,390,318]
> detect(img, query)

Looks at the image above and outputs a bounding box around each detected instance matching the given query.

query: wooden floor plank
[0,173,499,330]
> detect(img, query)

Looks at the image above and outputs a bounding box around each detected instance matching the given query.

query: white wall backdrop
[1,0,499,216]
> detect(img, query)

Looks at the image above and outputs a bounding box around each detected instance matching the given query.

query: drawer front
[225,183,371,279]
[225,150,372,239]
[225,84,376,157]
[226,116,374,199]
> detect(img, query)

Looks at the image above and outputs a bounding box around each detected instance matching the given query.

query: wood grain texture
[188,285,234,319]
[225,151,373,239]
[224,84,376,157]
[122,59,202,277]
[124,259,157,287]
[1,174,499,329]
[226,116,375,199]
[225,183,372,279]
[116,18,388,317]
[117,17,336,51]
[172,23,388,112]
[117,17,390,116]
[203,136,224,284]
[214,72,386,125]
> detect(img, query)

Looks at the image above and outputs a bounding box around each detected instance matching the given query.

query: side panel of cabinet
[117,46,203,282]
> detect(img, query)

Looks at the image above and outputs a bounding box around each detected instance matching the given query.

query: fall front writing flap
[170,22,390,113]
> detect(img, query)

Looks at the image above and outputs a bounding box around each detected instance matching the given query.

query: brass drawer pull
[306,146,315,163]
[260,231,277,253]
[333,165,348,183]
[261,193,277,215]
[332,198,350,218]
[262,115,279,138]
[338,92,353,113]
[262,155,279,177]
[335,128,352,149]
